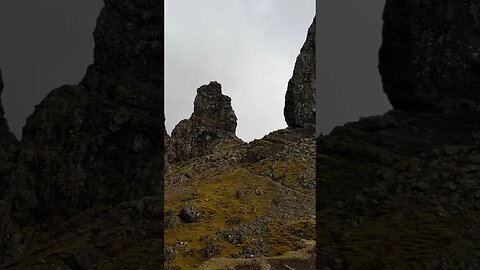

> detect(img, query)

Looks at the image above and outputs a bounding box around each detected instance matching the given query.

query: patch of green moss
[248,156,315,196]
[272,157,315,195]
[266,219,315,256]
[242,140,283,163]
[165,168,281,269]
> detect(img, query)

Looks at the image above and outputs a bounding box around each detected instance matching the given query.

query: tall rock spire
[81,0,163,113]
[168,81,240,164]
[284,17,316,128]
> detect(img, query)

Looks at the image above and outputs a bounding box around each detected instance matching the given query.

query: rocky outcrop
[284,17,316,128]
[0,1,164,268]
[379,1,480,111]
[168,81,241,164]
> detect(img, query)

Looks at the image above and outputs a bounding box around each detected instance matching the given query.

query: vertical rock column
[284,17,316,128]
[168,81,240,164]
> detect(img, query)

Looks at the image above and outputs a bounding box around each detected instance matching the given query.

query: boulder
[179,205,201,223]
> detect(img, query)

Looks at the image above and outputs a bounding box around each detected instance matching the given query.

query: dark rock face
[191,81,237,133]
[18,85,162,218]
[379,1,480,111]
[81,0,163,113]
[0,70,18,160]
[168,81,241,164]
[0,1,164,268]
[284,17,316,128]
[12,0,164,220]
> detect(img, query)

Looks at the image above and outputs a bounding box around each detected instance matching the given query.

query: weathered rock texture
[284,17,316,128]
[168,81,241,164]
[379,1,480,111]
[16,0,164,220]
[0,1,164,269]
[81,0,163,112]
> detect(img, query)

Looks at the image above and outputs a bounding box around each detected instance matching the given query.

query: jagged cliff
[316,1,480,269]
[0,1,164,269]
[164,19,316,270]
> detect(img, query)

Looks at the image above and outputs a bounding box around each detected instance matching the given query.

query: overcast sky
[0,1,102,138]
[0,1,391,140]
[165,0,315,142]
[317,0,391,134]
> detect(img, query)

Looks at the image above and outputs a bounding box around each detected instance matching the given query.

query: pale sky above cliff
[165,0,315,141]
[316,0,391,134]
